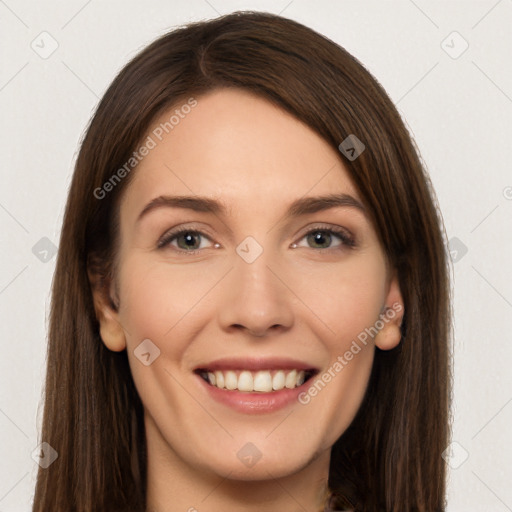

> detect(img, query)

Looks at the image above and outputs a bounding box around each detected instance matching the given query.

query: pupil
[310,231,330,248]
[180,233,198,249]
[177,231,332,251]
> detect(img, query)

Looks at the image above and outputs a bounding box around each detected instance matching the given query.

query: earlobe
[374,323,402,351]
[375,271,404,351]
[87,264,127,352]
[96,300,127,352]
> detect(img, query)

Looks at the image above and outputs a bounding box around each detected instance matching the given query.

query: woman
[32,11,452,512]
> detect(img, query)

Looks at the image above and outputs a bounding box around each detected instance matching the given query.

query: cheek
[115,256,216,424]
[117,254,218,346]
[289,251,388,346]
[115,247,386,458]
[118,247,387,356]
[290,253,385,435]
[268,253,385,415]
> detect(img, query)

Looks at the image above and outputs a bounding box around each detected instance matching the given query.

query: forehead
[121,88,361,221]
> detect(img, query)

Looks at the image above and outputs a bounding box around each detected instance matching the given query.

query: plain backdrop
[1,1,511,510]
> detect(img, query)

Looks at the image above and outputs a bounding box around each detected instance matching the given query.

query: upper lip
[194,357,320,372]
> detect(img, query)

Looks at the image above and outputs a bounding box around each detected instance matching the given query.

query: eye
[157,224,356,254]
[293,226,356,250]
[157,228,216,253]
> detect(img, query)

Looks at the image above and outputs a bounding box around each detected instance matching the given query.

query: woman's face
[93,87,402,481]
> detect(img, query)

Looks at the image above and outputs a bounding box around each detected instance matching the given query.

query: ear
[87,259,126,352]
[375,270,404,351]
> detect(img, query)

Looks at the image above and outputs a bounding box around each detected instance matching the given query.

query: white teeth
[272,371,286,390]
[202,369,309,392]
[238,371,253,392]
[253,371,273,392]
[214,371,224,388]
[285,369,297,389]
[225,370,238,390]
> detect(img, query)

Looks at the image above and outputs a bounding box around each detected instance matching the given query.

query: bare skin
[90,88,403,512]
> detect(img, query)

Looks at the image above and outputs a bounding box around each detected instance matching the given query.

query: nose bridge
[236,235,278,294]
[217,234,294,336]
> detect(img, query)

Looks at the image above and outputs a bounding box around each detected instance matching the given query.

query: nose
[217,245,294,338]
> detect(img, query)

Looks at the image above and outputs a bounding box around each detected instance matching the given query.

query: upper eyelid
[158,223,354,248]
[161,222,351,238]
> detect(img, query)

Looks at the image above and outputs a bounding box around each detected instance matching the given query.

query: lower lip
[195,374,311,414]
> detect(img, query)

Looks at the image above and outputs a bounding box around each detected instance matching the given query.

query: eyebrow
[136,193,367,223]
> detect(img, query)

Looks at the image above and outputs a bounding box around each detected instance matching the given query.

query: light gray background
[1,1,511,510]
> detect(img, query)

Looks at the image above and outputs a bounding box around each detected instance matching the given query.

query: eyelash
[157,224,356,254]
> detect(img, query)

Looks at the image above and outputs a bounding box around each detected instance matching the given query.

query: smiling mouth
[195,368,318,393]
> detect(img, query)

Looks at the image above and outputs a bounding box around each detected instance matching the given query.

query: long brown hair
[32,11,452,512]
